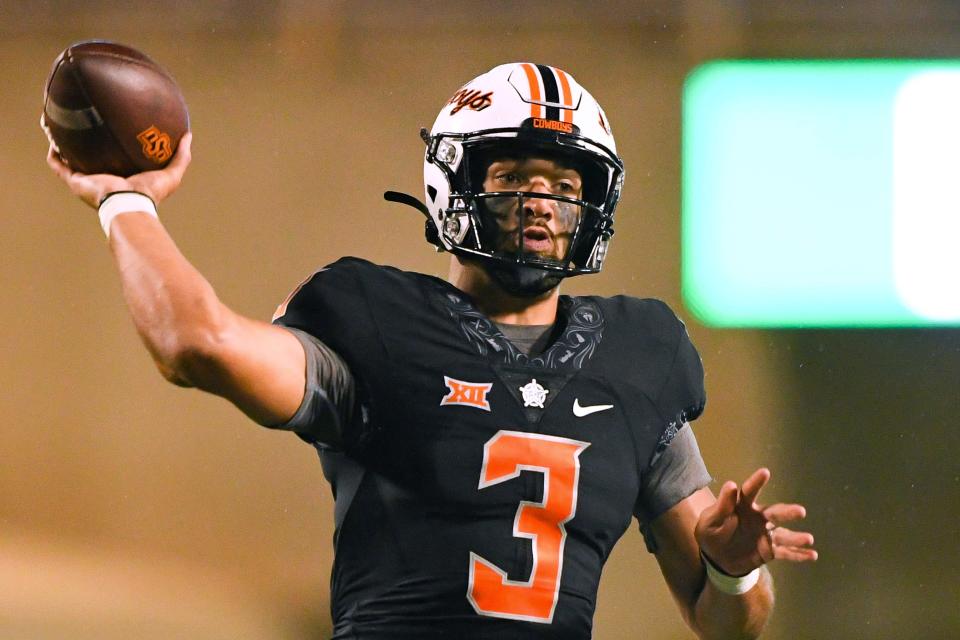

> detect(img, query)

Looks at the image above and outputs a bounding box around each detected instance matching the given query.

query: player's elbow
[156,322,232,389]
[155,356,195,387]
[162,337,223,388]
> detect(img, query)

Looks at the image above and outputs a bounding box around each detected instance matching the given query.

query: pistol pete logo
[448,89,494,115]
[440,376,493,411]
[136,125,174,163]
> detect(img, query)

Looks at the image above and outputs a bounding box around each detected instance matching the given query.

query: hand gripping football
[41,40,189,177]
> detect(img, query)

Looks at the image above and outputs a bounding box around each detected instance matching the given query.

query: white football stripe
[44,99,104,130]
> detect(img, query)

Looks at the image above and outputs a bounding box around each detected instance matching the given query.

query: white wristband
[702,552,761,595]
[98,192,158,238]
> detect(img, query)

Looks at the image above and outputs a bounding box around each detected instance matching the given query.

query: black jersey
[273,257,705,639]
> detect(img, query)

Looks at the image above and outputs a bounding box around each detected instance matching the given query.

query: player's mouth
[522,226,553,252]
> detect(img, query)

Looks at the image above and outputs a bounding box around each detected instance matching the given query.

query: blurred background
[3,1,960,638]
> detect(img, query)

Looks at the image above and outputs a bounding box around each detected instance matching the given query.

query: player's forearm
[107,212,228,385]
[690,568,773,640]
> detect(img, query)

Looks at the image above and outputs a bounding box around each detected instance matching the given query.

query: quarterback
[47,63,816,638]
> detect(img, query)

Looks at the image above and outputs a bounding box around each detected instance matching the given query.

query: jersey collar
[429,280,605,370]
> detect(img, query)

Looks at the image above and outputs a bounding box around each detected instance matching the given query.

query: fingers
[127,131,192,203]
[700,481,739,527]
[46,144,97,207]
[162,131,192,191]
[763,499,817,564]
[773,543,819,563]
[763,502,807,525]
[700,470,818,570]
[168,131,193,174]
[46,144,75,180]
[769,525,814,549]
[740,467,770,506]
[767,522,818,564]
[47,143,134,208]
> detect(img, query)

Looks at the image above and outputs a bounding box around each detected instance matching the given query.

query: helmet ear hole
[427,185,438,203]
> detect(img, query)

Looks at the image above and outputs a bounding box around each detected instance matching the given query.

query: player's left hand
[695,467,817,577]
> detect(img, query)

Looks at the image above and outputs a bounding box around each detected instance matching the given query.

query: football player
[47,62,817,638]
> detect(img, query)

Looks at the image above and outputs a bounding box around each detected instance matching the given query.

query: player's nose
[523,182,556,220]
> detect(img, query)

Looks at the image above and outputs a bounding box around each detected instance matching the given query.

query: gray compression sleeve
[271,327,356,446]
[636,424,712,552]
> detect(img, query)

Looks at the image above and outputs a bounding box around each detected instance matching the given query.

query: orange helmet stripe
[521,63,543,118]
[554,68,574,123]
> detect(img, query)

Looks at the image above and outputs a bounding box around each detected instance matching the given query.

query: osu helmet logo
[136,125,174,163]
[448,89,494,115]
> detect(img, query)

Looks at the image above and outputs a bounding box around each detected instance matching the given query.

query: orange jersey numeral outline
[468,430,591,623]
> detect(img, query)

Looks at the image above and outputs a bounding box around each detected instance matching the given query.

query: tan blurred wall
[2,2,959,638]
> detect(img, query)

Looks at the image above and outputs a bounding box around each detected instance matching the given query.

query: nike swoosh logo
[573,399,614,417]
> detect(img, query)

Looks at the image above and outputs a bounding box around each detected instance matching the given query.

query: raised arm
[649,468,817,639]
[45,134,311,431]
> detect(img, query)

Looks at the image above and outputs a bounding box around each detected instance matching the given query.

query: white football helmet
[417,62,624,282]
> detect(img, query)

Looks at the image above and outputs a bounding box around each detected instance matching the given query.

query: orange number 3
[467,430,591,624]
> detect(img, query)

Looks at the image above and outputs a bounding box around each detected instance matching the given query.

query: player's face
[481,158,583,262]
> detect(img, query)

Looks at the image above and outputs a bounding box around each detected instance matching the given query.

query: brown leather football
[42,41,189,177]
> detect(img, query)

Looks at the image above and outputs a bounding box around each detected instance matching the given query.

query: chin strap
[485,262,564,298]
[383,190,443,249]
[383,190,430,217]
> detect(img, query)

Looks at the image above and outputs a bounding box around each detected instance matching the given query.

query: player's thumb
[170,131,192,170]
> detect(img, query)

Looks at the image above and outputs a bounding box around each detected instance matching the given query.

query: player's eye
[556,181,576,193]
[496,172,524,187]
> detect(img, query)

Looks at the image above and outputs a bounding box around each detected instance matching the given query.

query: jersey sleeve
[632,310,708,551]
[270,326,356,447]
[271,258,384,450]
[654,316,706,448]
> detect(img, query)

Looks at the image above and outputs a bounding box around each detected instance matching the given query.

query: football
[41,40,189,177]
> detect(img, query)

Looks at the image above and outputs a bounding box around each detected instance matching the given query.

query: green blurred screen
[682,60,960,327]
